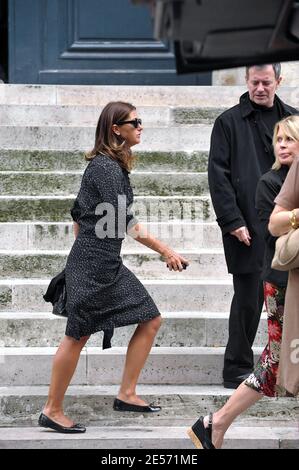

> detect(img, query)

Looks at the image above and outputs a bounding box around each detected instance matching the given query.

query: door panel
[9,0,211,84]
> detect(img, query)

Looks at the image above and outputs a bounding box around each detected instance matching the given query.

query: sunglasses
[116,118,142,128]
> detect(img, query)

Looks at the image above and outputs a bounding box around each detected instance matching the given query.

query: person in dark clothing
[208,63,297,389]
[38,101,189,434]
[188,114,299,449]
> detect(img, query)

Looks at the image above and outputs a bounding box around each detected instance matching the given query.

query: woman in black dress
[39,101,189,433]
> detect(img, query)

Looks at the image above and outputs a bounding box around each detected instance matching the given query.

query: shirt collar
[239,91,278,118]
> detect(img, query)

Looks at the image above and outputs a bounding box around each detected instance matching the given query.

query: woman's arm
[128,223,189,272]
[269,158,299,236]
[73,222,80,239]
[269,206,299,237]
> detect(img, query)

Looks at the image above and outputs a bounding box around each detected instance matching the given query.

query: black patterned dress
[65,154,161,346]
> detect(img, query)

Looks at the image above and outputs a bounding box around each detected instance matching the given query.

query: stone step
[0,104,223,127]
[0,346,263,386]
[0,171,209,197]
[0,312,267,348]
[0,195,214,223]
[0,250,228,280]
[0,84,243,106]
[0,222,222,251]
[0,150,208,172]
[0,105,171,127]
[1,84,297,108]
[0,125,211,152]
[0,385,296,428]
[0,279,233,313]
[0,423,297,449]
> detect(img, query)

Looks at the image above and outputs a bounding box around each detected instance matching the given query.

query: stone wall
[213,61,299,86]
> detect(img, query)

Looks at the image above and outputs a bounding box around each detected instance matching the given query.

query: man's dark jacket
[208,91,297,274]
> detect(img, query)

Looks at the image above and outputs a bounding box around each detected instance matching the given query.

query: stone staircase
[0,84,298,449]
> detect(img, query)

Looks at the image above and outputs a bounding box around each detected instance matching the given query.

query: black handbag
[52,283,67,317]
[43,269,68,317]
[43,268,114,348]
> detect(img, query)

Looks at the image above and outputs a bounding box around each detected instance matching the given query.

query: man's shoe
[113,398,161,413]
[38,413,86,433]
[223,372,252,389]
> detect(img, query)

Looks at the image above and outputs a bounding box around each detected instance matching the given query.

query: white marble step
[0,423,297,449]
[1,384,296,428]
[0,311,268,348]
[0,84,297,108]
[0,104,222,126]
[0,346,263,386]
[0,125,212,152]
[0,222,222,251]
[0,170,209,196]
[0,149,209,173]
[0,195,215,223]
[0,278,233,312]
[0,249,229,280]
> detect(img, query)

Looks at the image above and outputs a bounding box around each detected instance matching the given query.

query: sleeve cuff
[220,218,245,235]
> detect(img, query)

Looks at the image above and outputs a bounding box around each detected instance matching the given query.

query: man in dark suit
[208,63,297,389]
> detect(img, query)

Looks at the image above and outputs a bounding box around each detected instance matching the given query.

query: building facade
[1,1,298,86]
[4,0,211,85]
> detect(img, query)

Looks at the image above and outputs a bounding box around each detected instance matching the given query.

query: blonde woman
[269,119,299,398]
[188,115,299,449]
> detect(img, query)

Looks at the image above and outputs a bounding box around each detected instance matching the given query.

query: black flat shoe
[38,413,86,434]
[113,398,161,413]
[187,412,215,449]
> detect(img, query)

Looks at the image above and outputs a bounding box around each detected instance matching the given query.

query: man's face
[246,66,282,108]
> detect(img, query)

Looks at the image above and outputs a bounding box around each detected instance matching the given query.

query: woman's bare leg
[117,315,162,405]
[205,382,262,448]
[43,335,90,427]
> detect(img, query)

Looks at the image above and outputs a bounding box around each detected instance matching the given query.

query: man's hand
[230,226,251,246]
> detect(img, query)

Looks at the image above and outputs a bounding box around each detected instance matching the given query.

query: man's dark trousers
[223,272,264,383]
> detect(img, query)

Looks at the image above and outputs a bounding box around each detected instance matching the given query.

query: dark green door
[8,0,211,84]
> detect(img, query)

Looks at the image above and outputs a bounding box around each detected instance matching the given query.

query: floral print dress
[244,282,286,397]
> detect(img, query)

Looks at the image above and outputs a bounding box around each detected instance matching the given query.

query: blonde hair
[85,101,136,172]
[272,115,299,170]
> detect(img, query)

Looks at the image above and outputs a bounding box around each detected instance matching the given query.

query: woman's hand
[129,224,190,271]
[230,226,251,246]
[162,249,189,272]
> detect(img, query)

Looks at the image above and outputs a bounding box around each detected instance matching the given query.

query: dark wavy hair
[85,101,136,171]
